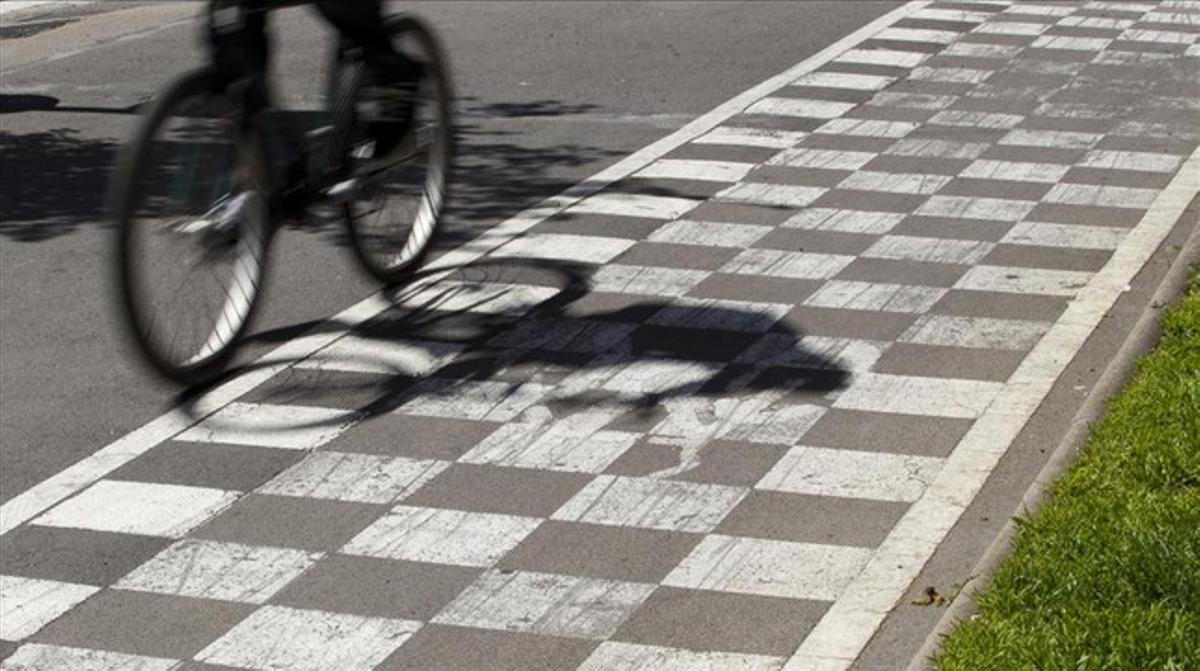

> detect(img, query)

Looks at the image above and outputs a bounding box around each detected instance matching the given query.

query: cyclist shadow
[178,255,856,457]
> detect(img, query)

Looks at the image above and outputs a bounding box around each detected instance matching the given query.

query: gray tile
[811,189,931,213]
[726,113,827,133]
[800,408,972,458]
[604,177,728,202]
[0,526,170,587]
[822,61,912,79]
[938,177,1054,201]
[402,463,592,518]
[615,242,742,271]
[979,144,1088,165]
[836,258,969,288]
[781,306,918,341]
[532,211,666,241]
[672,440,792,488]
[377,624,596,671]
[958,32,1037,48]
[687,273,822,305]
[775,84,876,104]
[981,244,1111,272]
[107,442,303,493]
[1062,167,1174,189]
[192,494,385,552]
[846,104,939,123]
[1018,114,1116,134]
[33,590,253,660]
[561,291,666,322]
[1025,203,1145,228]
[716,491,907,547]
[238,368,392,410]
[752,228,877,256]
[271,554,479,621]
[873,343,1026,381]
[334,414,500,460]
[685,201,795,226]
[892,215,1014,242]
[861,154,973,176]
[748,165,854,188]
[664,143,779,164]
[0,641,15,663]
[792,133,894,154]
[931,289,1069,322]
[613,587,827,657]
[499,521,703,583]
[602,439,684,478]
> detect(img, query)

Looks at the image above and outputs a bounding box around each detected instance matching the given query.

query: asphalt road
[0,1,900,504]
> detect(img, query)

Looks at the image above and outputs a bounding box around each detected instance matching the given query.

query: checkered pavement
[3,1,1199,669]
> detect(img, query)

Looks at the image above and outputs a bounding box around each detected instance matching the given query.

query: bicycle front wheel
[345,15,455,285]
[113,69,271,385]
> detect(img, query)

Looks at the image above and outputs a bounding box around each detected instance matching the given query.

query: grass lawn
[936,271,1200,670]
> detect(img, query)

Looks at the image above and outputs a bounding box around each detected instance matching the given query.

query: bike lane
[2,1,1198,668]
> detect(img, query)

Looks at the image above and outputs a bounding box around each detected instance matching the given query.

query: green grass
[936,271,1200,671]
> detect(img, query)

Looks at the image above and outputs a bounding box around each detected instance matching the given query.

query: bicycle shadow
[176,255,855,472]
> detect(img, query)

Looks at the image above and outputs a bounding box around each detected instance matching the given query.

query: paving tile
[236,368,393,410]
[665,141,780,163]
[433,570,655,640]
[900,313,1049,350]
[271,554,479,621]
[685,273,821,306]
[259,451,448,504]
[342,506,541,568]
[176,402,362,451]
[578,641,783,671]
[334,414,501,460]
[831,372,1002,419]
[684,201,796,226]
[749,165,856,188]
[0,643,180,671]
[603,176,727,201]
[981,243,1112,272]
[33,481,238,539]
[716,491,907,547]
[499,520,703,583]
[0,526,170,588]
[192,494,385,553]
[800,408,973,459]
[613,587,826,657]
[782,306,918,341]
[873,342,1027,381]
[758,446,944,503]
[804,279,948,312]
[931,289,1070,322]
[402,463,593,518]
[552,475,747,533]
[891,215,1015,242]
[377,624,596,671]
[953,264,1094,296]
[615,241,742,271]
[532,211,668,241]
[0,576,99,641]
[195,605,419,671]
[753,228,878,256]
[32,590,253,660]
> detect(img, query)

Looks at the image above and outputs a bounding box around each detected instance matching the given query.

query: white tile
[393,379,548,421]
[974,21,1049,35]
[569,192,701,220]
[837,171,952,195]
[0,576,99,640]
[835,48,927,68]
[552,475,747,533]
[433,570,654,640]
[886,138,990,160]
[804,281,946,313]
[664,535,873,601]
[650,395,826,448]
[695,126,808,148]
[716,183,828,208]
[1084,1,1155,9]
[497,233,635,265]
[176,402,361,450]
[1034,102,1123,120]
[792,72,894,90]
[1043,183,1160,209]
[909,66,994,84]
[34,480,237,538]
[260,452,448,504]
[1005,3,1075,16]
[735,334,887,372]
[912,7,991,22]
[832,373,1003,419]
[929,110,1024,129]
[0,644,179,671]
[648,297,792,332]
[758,446,944,503]
[1032,35,1112,50]
[863,236,994,265]
[404,280,559,316]
[461,409,637,473]
[954,265,1093,296]
[196,605,418,671]
[1142,10,1200,25]
[1113,120,1198,140]
[1079,150,1184,173]
[901,314,1049,350]
[648,220,772,248]
[944,42,1023,58]
[1119,28,1197,44]
[720,249,855,280]
[297,337,462,376]
[960,160,1071,183]
[578,642,784,671]
[558,357,718,398]
[744,98,857,119]
[1058,15,1134,29]
[343,506,541,567]
[637,159,756,183]
[916,195,1038,222]
[767,148,877,170]
[1001,221,1127,250]
[814,118,918,138]
[1000,129,1102,149]
[874,27,959,43]
[591,264,710,296]
[782,208,905,235]
[867,91,958,110]
[115,540,320,604]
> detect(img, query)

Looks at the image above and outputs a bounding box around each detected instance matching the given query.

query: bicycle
[111,12,454,386]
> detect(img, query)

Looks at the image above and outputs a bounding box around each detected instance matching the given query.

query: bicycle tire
[344,15,456,285]
[112,68,271,385]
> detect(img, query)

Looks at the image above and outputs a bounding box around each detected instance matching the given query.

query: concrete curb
[907,209,1200,671]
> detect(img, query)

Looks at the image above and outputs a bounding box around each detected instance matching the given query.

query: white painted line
[804,280,946,314]
[433,570,655,640]
[1119,28,1198,44]
[578,642,784,671]
[787,146,1200,671]
[1032,35,1113,50]
[835,48,928,68]
[176,402,361,450]
[863,235,995,264]
[745,97,858,119]
[838,171,952,195]
[960,159,1072,183]
[831,373,1003,419]
[768,147,878,170]
[792,71,895,90]
[637,159,756,183]
[114,539,321,604]
[590,263,711,296]
[297,336,462,376]
[867,91,958,110]
[944,42,1022,58]
[974,21,1049,36]
[911,7,991,22]
[1002,221,1128,250]
[954,265,1094,296]
[758,446,944,503]
[567,192,701,220]
[916,195,1038,222]
[783,208,906,235]
[886,138,990,160]
[929,110,1024,129]
[909,66,994,84]
[32,480,237,538]
[694,126,808,148]
[495,233,636,265]
[343,506,541,568]
[650,395,827,449]
[874,27,960,43]
[1043,183,1161,210]
[1080,150,1184,173]
[393,379,548,422]
[1005,3,1075,16]
[716,182,828,207]
[664,535,873,601]
[1058,15,1135,29]
[648,219,773,248]
[0,0,935,552]
[196,605,419,671]
[736,334,889,373]
[720,248,856,280]
[1143,10,1200,25]
[460,408,637,473]
[259,452,449,504]
[814,118,919,138]
[0,575,99,640]
[900,314,1050,350]
[1000,129,1103,149]
[0,644,179,671]
[552,475,748,533]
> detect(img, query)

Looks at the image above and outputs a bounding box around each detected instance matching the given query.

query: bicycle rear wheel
[345,15,455,285]
[113,69,271,385]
